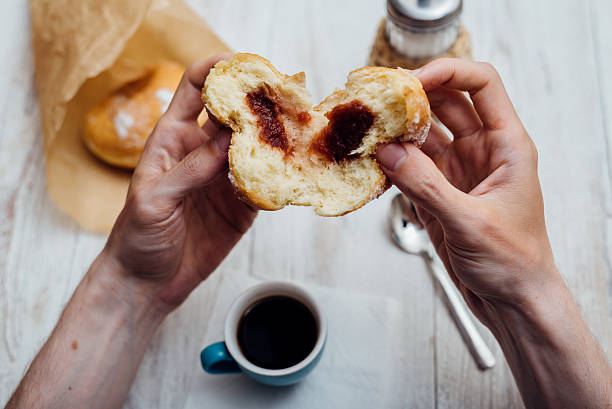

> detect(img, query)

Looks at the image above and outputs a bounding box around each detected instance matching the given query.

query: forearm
[5,253,166,409]
[486,273,612,409]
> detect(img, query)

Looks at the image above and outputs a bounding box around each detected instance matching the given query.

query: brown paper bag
[30,0,229,233]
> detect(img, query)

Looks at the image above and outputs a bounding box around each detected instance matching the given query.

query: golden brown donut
[203,53,431,216]
[83,60,185,168]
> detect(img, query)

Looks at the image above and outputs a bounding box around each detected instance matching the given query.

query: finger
[421,121,451,160]
[165,53,233,122]
[427,87,482,139]
[413,58,517,130]
[157,128,232,200]
[377,142,465,224]
[201,117,222,140]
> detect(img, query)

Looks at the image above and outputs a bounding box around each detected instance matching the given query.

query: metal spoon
[389,194,496,370]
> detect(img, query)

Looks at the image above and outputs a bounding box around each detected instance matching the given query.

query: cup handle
[201,342,242,374]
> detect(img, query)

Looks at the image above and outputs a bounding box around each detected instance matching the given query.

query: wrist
[481,266,612,408]
[15,250,169,409]
[87,250,171,323]
[482,276,569,408]
[486,265,570,342]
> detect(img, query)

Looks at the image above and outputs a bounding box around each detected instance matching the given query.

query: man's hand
[378,58,553,323]
[102,54,256,311]
[377,58,612,409]
[5,54,255,409]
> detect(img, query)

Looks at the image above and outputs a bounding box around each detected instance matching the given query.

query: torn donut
[202,53,430,216]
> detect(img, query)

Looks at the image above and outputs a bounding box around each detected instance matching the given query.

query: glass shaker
[369,0,472,69]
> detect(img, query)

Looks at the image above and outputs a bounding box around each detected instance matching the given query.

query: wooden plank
[434,1,523,407]
[0,0,78,402]
[0,1,254,407]
[118,2,260,406]
[2,0,611,408]
[435,1,612,408]
[200,0,437,407]
[590,0,612,334]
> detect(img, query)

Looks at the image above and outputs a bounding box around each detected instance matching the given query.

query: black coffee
[237,296,318,370]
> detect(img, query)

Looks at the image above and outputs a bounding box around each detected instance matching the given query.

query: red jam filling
[297,111,311,125]
[313,101,375,162]
[246,89,289,152]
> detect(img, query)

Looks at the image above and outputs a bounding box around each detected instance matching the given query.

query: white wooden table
[1,1,611,408]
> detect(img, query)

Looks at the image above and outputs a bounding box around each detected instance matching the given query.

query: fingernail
[377,143,406,171]
[214,129,232,153]
[409,67,424,76]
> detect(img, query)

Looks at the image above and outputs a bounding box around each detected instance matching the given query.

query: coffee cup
[200,281,327,386]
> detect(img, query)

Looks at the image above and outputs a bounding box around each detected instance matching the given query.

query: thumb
[159,129,232,201]
[377,142,464,223]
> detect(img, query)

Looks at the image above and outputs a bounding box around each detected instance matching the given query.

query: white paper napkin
[184,274,409,409]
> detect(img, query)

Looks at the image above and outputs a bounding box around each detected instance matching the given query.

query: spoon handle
[427,254,496,370]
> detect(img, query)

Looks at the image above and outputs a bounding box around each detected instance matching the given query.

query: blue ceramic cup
[201,282,327,386]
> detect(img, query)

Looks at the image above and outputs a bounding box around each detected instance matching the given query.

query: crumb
[71,340,78,350]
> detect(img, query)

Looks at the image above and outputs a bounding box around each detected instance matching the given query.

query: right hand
[376,58,559,326]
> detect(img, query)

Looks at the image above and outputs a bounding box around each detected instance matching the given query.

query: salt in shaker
[369,0,472,69]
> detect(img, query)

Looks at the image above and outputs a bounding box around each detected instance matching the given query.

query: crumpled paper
[30,0,229,232]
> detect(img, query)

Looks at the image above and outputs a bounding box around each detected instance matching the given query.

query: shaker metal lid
[387,0,462,32]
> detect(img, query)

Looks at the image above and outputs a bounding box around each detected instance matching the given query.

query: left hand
[100,54,256,312]
[376,59,553,325]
